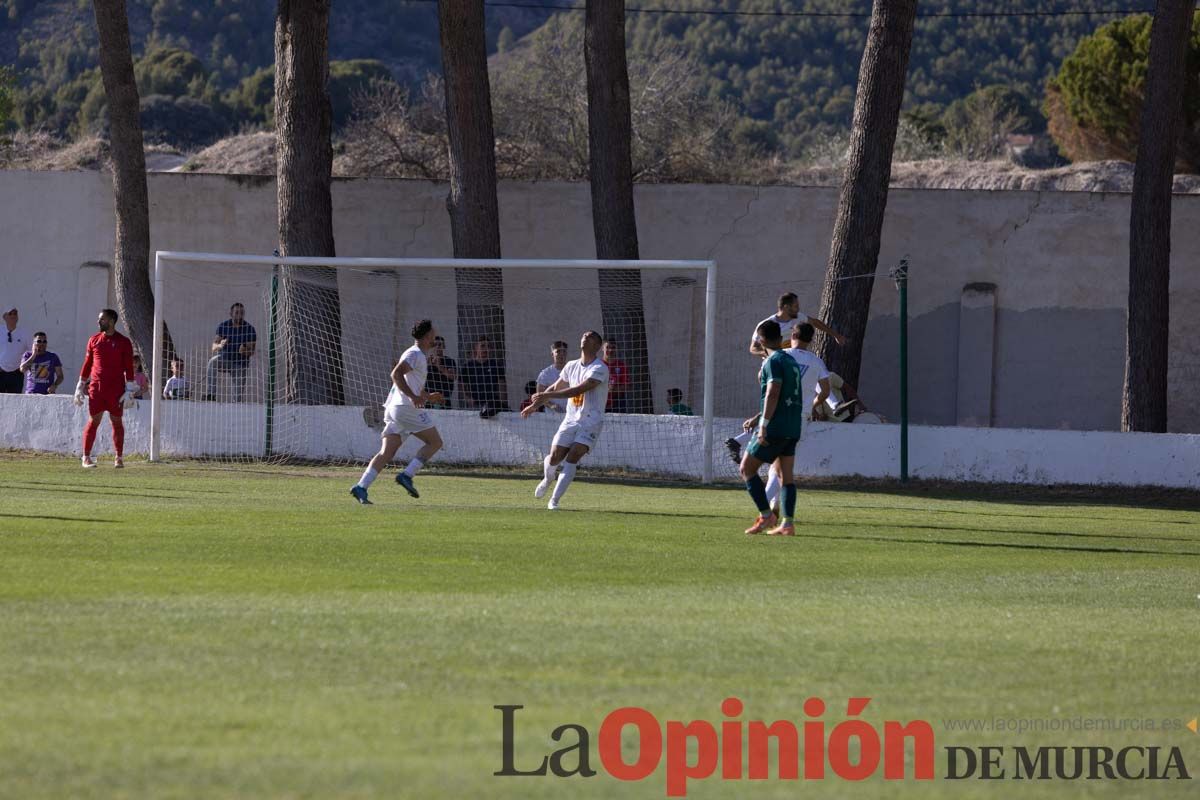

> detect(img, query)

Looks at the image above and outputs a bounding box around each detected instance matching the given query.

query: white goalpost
[149,251,718,481]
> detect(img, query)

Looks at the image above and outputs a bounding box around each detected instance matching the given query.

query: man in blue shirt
[204,302,257,402]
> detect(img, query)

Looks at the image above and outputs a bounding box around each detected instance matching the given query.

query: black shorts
[746,436,799,463]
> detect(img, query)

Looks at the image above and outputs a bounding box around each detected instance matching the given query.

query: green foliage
[1048,13,1200,166]
[0,0,1156,155]
[133,46,208,98]
[623,0,1134,155]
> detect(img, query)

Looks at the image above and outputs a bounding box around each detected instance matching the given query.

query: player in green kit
[739,319,804,536]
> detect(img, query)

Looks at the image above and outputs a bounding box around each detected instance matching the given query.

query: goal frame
[150,251,718,481]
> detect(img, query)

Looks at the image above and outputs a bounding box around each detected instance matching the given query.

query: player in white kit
[350,319,445,504]
[520,330,610,509]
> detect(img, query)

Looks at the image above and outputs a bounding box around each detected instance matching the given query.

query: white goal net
[149,253,722,480]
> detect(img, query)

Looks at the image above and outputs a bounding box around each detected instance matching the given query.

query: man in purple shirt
[19,331,64,394]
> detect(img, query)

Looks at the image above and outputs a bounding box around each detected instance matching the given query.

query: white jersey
[384,345,428,408]
[750,313,809,351]
[560,356,609,425]
[783,347,830,412]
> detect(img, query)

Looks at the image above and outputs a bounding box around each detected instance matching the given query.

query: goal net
[149,253,725,480]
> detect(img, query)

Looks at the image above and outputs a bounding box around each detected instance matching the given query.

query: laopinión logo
[494,699,1193,797]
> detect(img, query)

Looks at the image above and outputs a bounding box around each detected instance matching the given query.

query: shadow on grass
[811,502,1200,527]
[843,519,1200,545]
[21,480,233,495]
[6,484,196,501]
[801,531,1200,559]
[0,512,115,524]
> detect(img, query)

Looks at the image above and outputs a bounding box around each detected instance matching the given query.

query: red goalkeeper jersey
[80,331,134,394]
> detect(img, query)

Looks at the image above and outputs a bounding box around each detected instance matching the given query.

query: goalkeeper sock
[83,417,99,456]
[111,417,125,457]
[734,430,753,447]
[551,462,577,503]
[783,483,797,523]
[357,466,379,489]
[403,458,425,478]
[745,475,771,514]
[764,469,781,509]
[543,455,559,484]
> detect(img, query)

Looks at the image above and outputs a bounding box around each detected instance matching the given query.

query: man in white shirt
[350,319,445,505]
[536,339,569,412]
[728,292,846,462]
[0,307,31,394]
[521,330,610,510]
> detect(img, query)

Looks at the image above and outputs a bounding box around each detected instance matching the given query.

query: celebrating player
[74,308,137,468]
[521,330,609,510]
[740,319,805,536]
[350,319,444,505]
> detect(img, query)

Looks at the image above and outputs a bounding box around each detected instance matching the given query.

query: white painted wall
[3,394,1196,488]
[4,170,1200,432]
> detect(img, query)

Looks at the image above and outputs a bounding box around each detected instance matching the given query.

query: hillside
[1,1,1148,154]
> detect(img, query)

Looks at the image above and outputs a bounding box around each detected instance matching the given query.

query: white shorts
[552,418,602,451]
[381,405,435,438]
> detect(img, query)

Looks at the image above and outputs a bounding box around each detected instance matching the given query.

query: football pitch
[1,453,1197,799]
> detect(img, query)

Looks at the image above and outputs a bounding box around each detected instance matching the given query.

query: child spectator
[163,357,190,400]
[667,387,693,416]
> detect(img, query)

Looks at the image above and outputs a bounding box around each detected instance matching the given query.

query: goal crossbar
[150,251,718,481]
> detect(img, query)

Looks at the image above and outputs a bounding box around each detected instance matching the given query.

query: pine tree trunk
[586,0,650,413]
[1123,2,1193,432]
[815,0,917,387]
[275,0,344,405]
[92,0,161,365]
[438,0,506,393]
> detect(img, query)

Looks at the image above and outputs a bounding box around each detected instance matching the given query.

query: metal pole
[265,256,280,458]
[701,261,717,483]
[893,258,909,482]
[149,253,164,462]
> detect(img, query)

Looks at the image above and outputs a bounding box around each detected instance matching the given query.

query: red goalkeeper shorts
[88,388,124,417]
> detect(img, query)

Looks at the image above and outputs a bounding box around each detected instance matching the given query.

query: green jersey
[759,350,804,439]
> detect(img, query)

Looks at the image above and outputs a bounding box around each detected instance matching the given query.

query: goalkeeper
[74,308,137,468]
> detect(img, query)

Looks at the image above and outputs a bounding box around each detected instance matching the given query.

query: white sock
[403,457,425,478]
[551,462,577,503]
[357,466,379,489]
[765,469,781,509]
[734,430,753,447]
[543,455,559,484]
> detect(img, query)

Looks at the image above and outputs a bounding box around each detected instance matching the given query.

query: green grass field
[1,453,1198,799]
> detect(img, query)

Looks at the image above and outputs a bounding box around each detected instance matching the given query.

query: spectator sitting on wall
[131,354,150,399]
[520,380,545,412]
[19,331,63,394]
[667,387,693,416]
[0,307,31,394]
[203,302,256,402]
[602,339,629,413]
[460,335,508,416]
[536,339,569,412]
[426,335,456,409]
[163,357,190,400]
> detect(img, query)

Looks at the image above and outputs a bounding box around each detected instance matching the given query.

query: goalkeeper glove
[119,381,138,410]
[73,378,88,407]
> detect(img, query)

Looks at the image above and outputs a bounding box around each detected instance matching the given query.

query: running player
[350,319,444,504]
